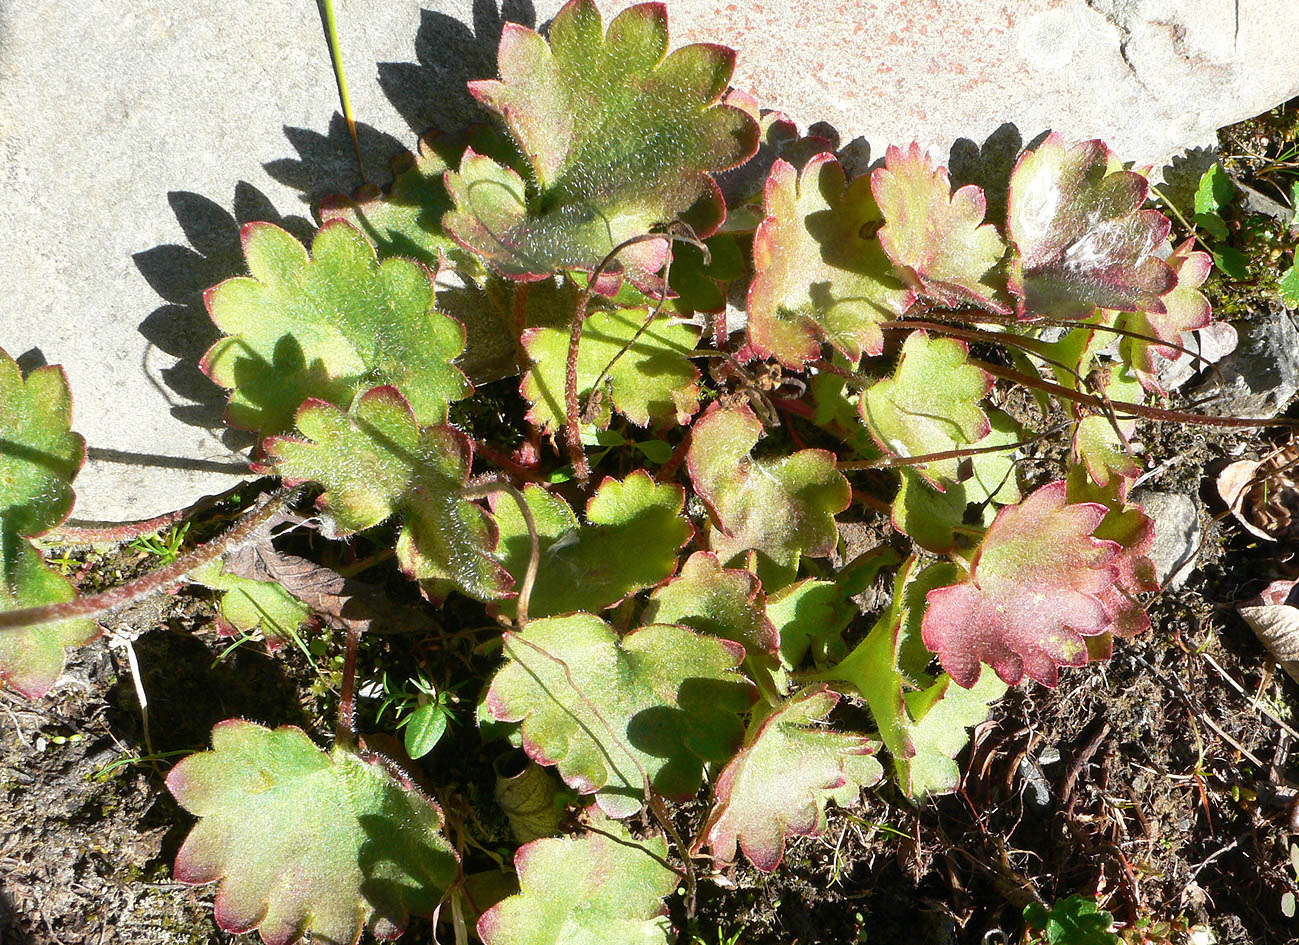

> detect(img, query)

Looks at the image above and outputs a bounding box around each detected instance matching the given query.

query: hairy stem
[463,480,539,629]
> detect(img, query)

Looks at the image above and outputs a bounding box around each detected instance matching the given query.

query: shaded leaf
[167,720,458,945]
[1007,134,1175,318]
[190,560,313,651]
[486,613,755,817]
[201,220,469,434]
[1072,362,1143,487]
[747,153,913,367]
[521,305,700,433]
[443,0,758,294]
[859,331,992,485]
[694,685,880,871]
[687,403,850,580]
[872,143,1009,312]
[478,819,677,945]
[922,480,1122,687]
[643,551,778,658]
[265,387,510,602]
[892,469,967,554]
[490,472,691,619]
[1238,577,1299,685]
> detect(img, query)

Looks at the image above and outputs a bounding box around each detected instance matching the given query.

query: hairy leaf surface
[521,306,700,432]
[190,560,313,651]
[747,153,913,367]
[1007,135,1175,318]
[266,387,509,602]
[859,331,992,485]
[688,403,850,579]
[694,685,880,870]
[491,472,691,618]
[922,480,1121,687]
[486,614,755,817]
[872,143,1009,312]
[478,820,676,945]
[643,551,778,658]
[443,0,758,294]
[202,220,469,433]
[167,720,457,945]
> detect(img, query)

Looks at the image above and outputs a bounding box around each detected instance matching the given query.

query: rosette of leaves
[201,220,469,434]
[485,613,756,817]
[921,480,1132,687]
[167,720,458,945]
[1007,134,1176,319]
[693,685,882,870]
[265,386,511,602]
[443,0,758,295]
[813,559,1007,797]
[0,347,97,698]
[478,820,677,945]
[489,472,692,618]
[688,402,851,584]
[747,152,913,367]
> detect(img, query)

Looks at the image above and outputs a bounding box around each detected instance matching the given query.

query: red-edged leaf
[872,143,1009,313]
[1120,238,1213,386]
[746,153,913,367]
[921,480,1121,687]
[644,551,778,658]
[1007,135,1175,319]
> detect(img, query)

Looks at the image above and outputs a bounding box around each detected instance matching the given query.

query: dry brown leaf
[1238,578,1299,684]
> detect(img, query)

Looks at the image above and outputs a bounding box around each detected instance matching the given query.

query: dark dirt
[6,105,1299,945]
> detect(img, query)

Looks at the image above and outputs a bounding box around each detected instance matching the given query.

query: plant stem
[315,0,366,182]
[46,480,255,544]
[463,480,538,628]
[0,489,294,632]
[336,624,360,752]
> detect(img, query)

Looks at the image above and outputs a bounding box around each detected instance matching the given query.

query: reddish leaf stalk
[46,480,253,544]
[837,422,1071,471]
[463,480,538,628]
[336,623,361,752]
[0,489,295,632]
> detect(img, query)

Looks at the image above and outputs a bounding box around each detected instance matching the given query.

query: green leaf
[0,348,84,539]
[892,469,967,554]
[964,409,1023,506]
[767,579,850,670]
[190,560,312,652]
[1194,163,1236,217]
[667,234,746,314]
[521,305,701,433]
[1024,894,1119,945]
[490,473,691,619]
[1072,363,1143,487]
[167,720,458,945]
[1279,263,1299,307]
[201,220,470,434]
[688,403,850,581]
[1211,244,1250,281]
[643,551,778,658]
[444,0,758,294]
[0,348,94,698]
[485,614,755,817]
[859,331,992,485]
[814,559,1006,798]
[403,703,449,759]
[266,387,511,602]
[1007,134,1175,318]
[478,820,677,945]
[747,153,913,367]
[1119,238,1213,384]
[872,142,1009,313]
[0,537,98,699]
[693,685,881,871]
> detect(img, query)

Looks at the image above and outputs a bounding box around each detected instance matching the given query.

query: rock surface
[2,0,1297,520]
[1132,489,1201,591]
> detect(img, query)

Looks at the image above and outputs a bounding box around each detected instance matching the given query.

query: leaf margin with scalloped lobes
[189,559,313,653]
[485,612,757,817]
[1118,237,1213,388]
[442,0,759,296]
[520,304,701,433]
[921,479,1122,688]
[488,471,692,619]
[201,218,470,435]
[477,817,677,945]
[871,142,1010,314]
[264,386,511,603]
[1006,133,1176,320]
[859,329,993,486]
[643,550,778,658]
[746,152,914,368]
[166,719,459,945]
[687,401,851,583]
[693,684,881,871]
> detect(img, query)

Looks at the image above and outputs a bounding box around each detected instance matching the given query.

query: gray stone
[2,0,1297,521]
[1132,489,1201,590]
[1191,304,1299,419]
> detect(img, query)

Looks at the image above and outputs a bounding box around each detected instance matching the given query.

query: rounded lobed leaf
[644,551,778,658]
[167,720,459,945]
[921,480,1123,688]
[201,219,469,434]
[1119,238,1213,387]
[747,153,913,367]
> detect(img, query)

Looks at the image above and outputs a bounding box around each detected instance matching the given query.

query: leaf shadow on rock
[133,185,314,442]
[263,114,410,208]
[377,0,538,141]
[947,122,1043,226]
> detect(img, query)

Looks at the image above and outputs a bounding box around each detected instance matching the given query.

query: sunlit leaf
[643,551,778,658]
[190,560,313,652]
[1119,238,1213,386]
